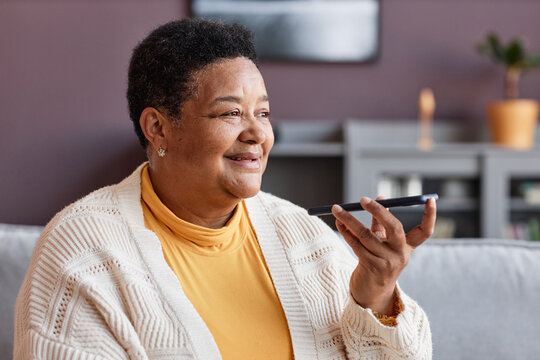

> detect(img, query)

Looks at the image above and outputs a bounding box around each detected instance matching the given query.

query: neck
[148,164,239,229]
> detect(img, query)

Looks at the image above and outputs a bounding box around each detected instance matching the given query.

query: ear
[139,107,167,153]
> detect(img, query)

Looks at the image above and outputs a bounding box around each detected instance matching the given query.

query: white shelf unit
[482,150,540,239]
[263,120,540,239]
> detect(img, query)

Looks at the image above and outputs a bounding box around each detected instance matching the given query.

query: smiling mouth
[227,156,257,161]
[225,154,262,169]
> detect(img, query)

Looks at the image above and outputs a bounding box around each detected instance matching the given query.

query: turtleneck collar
[140,165,246,254]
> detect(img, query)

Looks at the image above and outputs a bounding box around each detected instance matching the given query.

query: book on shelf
[517,182,540,205]
[506,219,540,241]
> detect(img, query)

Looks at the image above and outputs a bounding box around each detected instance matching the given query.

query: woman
[15,19,436,359]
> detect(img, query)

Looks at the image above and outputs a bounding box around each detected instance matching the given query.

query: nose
[239,116,267,145]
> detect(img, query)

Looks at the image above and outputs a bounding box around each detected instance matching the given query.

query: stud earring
[157,146,167,158]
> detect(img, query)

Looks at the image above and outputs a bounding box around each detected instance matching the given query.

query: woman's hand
[332,196,437,315]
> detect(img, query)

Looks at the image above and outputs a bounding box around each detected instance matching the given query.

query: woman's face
[163,57,274,203]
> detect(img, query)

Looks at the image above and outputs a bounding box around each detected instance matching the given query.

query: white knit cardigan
[14,164,431,360]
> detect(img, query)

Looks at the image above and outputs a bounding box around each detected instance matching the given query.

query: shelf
[437,198,479,212]
[389,198,478,213]
[510,198,540,212]
[264,120,540,239]
[270,143,344,157]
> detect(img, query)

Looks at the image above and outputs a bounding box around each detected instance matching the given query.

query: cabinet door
[482,151,540,239]
[346,152,480,238]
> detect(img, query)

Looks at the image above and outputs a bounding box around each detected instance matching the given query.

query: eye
[221,110,240,117]
[257,111,270,118]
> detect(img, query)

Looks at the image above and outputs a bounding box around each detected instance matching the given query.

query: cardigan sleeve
[316,207,432,358]
[371,288,404,327]
[251,191,432,359]
[340,284,432,360]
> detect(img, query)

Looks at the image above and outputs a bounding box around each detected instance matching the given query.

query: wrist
[371,289,404,327]
[351,284,397,315]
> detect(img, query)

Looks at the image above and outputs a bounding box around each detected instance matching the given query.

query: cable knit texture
[14,164,432,359]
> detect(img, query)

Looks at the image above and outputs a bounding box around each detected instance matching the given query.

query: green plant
[476,32,540,99]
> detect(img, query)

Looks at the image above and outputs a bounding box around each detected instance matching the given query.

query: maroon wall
[1,0,540,225]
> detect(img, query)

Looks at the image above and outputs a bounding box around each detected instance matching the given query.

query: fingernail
[361,196,372,204]
[332,204,343,213]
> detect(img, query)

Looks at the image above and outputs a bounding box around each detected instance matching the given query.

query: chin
[233,187,260,200]
[228,181,261,200]
[224,174,262,200]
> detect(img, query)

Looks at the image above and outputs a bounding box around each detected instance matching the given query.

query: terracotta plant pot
[487,99,539,150]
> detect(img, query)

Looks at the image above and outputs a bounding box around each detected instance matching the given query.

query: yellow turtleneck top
[140,166,293,359]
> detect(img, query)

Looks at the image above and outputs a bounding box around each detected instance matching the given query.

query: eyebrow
[211,94,269,104]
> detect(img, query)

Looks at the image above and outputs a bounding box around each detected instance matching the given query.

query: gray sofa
[1,224,42,359]
[2,223,540,359]
[400,239,540,359]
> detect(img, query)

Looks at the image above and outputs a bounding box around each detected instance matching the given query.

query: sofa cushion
[0,223,42,358]
[4,229,540,359]
[399,239,540,360]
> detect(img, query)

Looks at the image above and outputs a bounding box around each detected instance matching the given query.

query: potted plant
[477,32,540,149]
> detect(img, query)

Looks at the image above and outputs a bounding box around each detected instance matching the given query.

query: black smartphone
[307,194,439,216]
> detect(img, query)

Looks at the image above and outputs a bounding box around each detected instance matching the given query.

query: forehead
[190,57,267,102]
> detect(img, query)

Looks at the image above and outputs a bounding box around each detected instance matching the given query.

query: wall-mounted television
[191,0,380,63]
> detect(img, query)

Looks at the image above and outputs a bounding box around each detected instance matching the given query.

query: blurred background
[1,0,540,238]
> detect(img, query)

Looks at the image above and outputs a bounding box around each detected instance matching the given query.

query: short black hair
[127,18,258,148]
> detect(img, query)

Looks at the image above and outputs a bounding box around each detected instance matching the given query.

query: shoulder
[253,191,304,212]
[252,190,329,230]
[250,190,316,228]
[27,182,134,285]
[38,183,126,252]
[50,184,121,225]
[39,164,144,247]
[16,168,147,326]
[249,190,327,234]
[34,163,146,268]
[249,191,355,262]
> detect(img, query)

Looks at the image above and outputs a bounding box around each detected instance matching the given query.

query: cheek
[260,128,274,172]
[191,128,239,172]
[263,125,275,155]
[173,124,235,162]
[266,126,275,148]
[209,126,238,153]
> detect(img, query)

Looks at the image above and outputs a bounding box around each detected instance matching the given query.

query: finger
[332,205,392,259]
[338,219,387,267]
[360,197,406,249]
[336,219,364,255]
[406,197,437,247]
[371,196,387,238]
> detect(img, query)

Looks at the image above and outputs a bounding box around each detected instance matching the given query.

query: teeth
[227,156,258,161]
